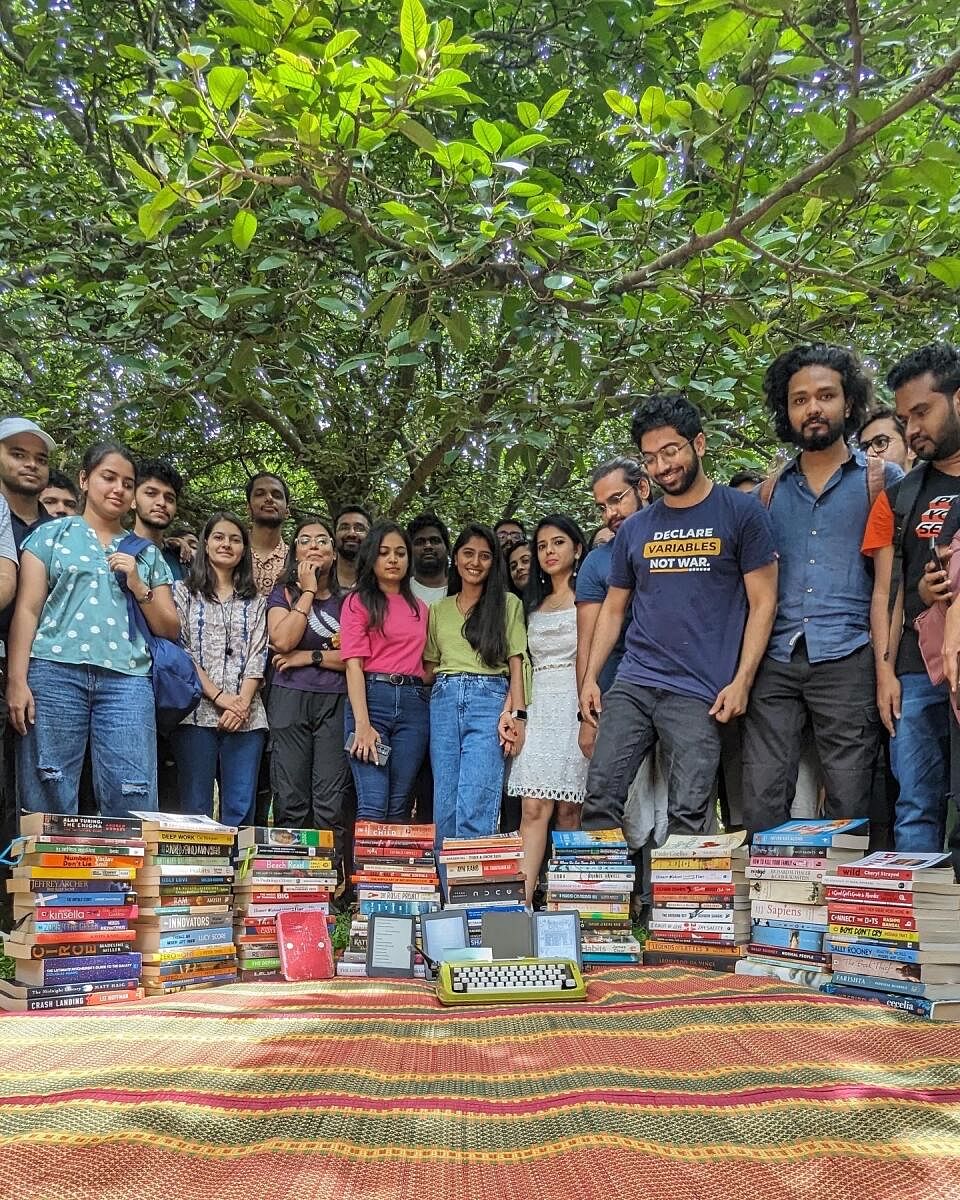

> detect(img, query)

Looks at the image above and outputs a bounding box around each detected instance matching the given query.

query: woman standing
[424,524,527,855]
[509,514,589,904]
[340,523,430,822]
[8,442,178,816]
[267,516,351,868]
[172,512,268,826]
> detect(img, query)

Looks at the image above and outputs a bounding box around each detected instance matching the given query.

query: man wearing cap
[0,417,54,550]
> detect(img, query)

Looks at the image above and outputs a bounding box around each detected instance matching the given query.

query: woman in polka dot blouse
[7,441,178,816]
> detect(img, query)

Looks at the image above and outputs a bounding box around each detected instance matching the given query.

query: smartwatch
[311,649,324,667]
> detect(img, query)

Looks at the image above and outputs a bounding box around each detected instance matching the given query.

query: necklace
[215,592,237,658]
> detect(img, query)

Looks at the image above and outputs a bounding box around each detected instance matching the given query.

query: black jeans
[740,642,878,835]
[582,679,721,835]
[268,687,351,873]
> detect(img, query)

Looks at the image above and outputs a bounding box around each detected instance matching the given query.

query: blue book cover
[831,971,931,998]
[552,830,628,850]
[29,891,137,907]
[824,938,921,963]
[23,879,135,894]
[157,926,234,949]
[359,899,441,916]
[28,954,142,982]
[751,923,825,952]
[754,917,827,934]
[821,982,934,1018]
[32,920,129,934]
[753,819,868,847]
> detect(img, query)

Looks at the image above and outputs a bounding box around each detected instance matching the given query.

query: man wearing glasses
[579,392,778,838]
[858,407,912,471]
[334,505,372,591]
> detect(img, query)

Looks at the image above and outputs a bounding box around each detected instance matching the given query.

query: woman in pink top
[340,522,430,821]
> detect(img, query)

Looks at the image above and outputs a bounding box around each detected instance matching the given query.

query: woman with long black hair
[424,523,527,854]
[340,522,430,822]
[171,512,268,825]
[508,513,589,904]
[267,516,351,867]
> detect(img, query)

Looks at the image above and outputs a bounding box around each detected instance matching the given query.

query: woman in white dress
[509,514,589,904]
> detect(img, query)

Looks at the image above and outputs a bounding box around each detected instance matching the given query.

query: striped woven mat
[1,966,959,1199]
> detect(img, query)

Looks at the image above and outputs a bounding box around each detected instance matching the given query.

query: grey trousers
[740,642,878,835]
[268,687,351,872]
[582,679,721,836]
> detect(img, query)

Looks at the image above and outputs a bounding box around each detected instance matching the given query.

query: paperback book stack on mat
[338,822,440,978]
[133,812,237,995]
[547,828,642,965]
[820,850,960,1021]
[1,812,145,1011]
[439,832,526,945]
[233,826,336,982]
[741,818,868,988]
[644,831,749,971]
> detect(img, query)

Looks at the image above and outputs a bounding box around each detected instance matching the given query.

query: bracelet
[213,689,223,703]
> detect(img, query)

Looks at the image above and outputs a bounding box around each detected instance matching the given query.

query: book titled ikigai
[338,822,440,977]
[742,819,870,985]
[2,813,146,1010]
[645,831,749,968]
[820,851,960,1021]
[126,812,238,995]
[235,825,336,982]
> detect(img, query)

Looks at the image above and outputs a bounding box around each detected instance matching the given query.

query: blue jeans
[344,679,430,822]
[430,673,509,855]
[171,725,266,827]
[17,659,158,817]
[890,672,952,851]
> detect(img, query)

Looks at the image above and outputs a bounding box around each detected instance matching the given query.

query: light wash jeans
[17,658,158,816]
[430,673,509,854]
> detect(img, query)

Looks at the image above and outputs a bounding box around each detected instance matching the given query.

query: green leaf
[914,159,955,198]
[604,90,637,119]
[638,87,666,124]
[399,118,440,152]
[380,293,406,339]
[698,11,751,67]
[137,187,178,239]
[298,112,322,147]
[119,153,163,193]
[473,119,502,154]
[219,0,274,33]
[116,43,154,63]
[541,89,571,120]
[399,0,429,57]
[231,209,257,251]
[443,310,471,351]
[630,153,666,193]
[324,29,360,59]
[317,207,345,234]
[544,273,574,290]
[722,85,754,119]
[928,259,960,289]
[693,209,725,236]
[801,196,825,228]
[516,101,540,129]
[207,66,248,111]
[806,111,843,149]
[502,133,549,157]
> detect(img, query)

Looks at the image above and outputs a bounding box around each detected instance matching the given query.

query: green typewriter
[435,957,587,1006]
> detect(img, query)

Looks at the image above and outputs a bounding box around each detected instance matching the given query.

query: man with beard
[864,344,960,855]
[334,505,371,591]
[247,473,290,596]
[132,459,185,579]
[740,345,902,834]
[0,417,54,548]
[408,512,450,605]
[494,517,526,554]
[579,392,778,838]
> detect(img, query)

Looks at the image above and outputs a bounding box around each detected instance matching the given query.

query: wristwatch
[510,709,528,721]
[311,649,324,667]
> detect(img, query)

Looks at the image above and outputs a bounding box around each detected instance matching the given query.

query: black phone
[929,535,944,573]
[344,731,392,767]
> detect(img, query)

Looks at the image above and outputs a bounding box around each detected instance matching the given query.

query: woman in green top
[424,524,527,861]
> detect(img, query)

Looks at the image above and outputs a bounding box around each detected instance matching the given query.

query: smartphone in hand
[344,731,392,767]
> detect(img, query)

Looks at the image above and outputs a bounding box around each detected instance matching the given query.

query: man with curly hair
[740,344,903,835]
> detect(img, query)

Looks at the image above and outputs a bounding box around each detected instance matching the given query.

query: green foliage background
[1,0,958,531]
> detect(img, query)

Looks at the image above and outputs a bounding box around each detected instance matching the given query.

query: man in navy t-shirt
[579,392,779,836]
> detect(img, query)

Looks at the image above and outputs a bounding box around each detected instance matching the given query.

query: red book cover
[445,860,523,879]
[29,906,138,921]
[276,910,334,981]
[15,928,137,946]
[652,883,737,896]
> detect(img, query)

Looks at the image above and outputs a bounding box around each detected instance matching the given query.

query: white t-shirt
[410,578,448,606]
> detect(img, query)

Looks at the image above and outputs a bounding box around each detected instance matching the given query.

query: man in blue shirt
[580,393,778,836]
[740,344,902,834]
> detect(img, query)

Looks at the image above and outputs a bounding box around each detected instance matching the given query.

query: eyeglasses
[860,434,894,455]
[296,535,333,548]
[640,439,692,469]
[595,487,636,514]
[336,523,368,534]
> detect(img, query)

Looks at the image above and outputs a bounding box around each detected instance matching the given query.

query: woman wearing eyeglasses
[266,517,351,862]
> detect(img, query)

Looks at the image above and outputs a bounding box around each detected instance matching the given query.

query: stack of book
[440,832,526,946]
[547,829,642,965]
[742,818,868,987]
[1,813,144,1012]
[821,850,960,1021]
[338,821,440,977]
[234,826,337,981]
[132,812,238,995]
[644,831,749,971]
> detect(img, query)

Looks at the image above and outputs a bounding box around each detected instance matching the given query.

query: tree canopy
[1,0,958,528]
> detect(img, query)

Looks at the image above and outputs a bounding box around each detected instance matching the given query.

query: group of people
[1,338,958,904]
